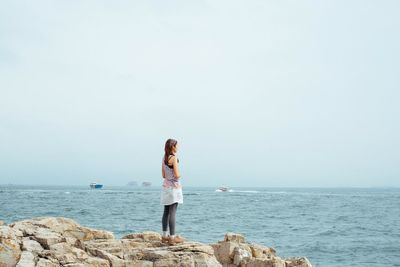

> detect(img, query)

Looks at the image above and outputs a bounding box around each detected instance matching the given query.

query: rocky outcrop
[211,233,312,267]
[0,217,312,267]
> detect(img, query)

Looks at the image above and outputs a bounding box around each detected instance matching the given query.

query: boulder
[16,251,36,267]
[285,256,313,267]
[22,238,44,254]
[240,257,286,267]
[249,243,276,258]
[211,233,312,267]
[0,225,22,267]
[33,228,66,249]
[233,247,252,265]
[224,233,245,243]
[0,225,23,240]
[10,217,114,241]
[211,241,237,264]
[122,231,161,242]
[35,258,59,267]
[125,260,153,267]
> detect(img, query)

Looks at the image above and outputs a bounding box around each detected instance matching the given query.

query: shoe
[161,235,169,244]
[168,235,185,245]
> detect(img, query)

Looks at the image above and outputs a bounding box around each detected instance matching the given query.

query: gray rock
[125,260,153,267]
[233,247,252,265]
[22,238,44,254]
[224,233,245,243]
[285,256,313,267]
[33,228,66,249]
[0,226,21,267]
[16,251,36,267]
[35,258,60,267]
[211,233,312,267]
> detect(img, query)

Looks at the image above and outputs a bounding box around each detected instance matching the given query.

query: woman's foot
[168,235,185,245]
[161,235,169,244]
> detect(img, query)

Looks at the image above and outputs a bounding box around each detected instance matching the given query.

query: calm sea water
[0,185,399,266]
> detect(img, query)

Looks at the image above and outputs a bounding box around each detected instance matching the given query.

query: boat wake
[215,189,234,193]
[230,190,259,193]
[215,189,259,193]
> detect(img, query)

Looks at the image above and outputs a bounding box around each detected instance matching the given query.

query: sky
[0,0,399,187]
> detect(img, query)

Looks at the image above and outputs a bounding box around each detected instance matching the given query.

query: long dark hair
[164,138,178,165]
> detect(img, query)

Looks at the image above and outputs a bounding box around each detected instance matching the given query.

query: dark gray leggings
[162,202,178,235]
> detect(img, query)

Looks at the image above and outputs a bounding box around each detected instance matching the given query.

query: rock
[81,257,109,267]
[0,225,23,240]
[1,217,311,267]
[16,251,36,267]
[125,260,153,267]
[241,257,286,267]
[0,221,4,226]
[224,233,245,243]
[211,241,237,264]
[193,253,223,267]
[249,243,276,258]
[35,258,60,267]
[33,228,66,249]
[85,239,125,258]
[233,247,252,265]
[86,247,125,267]
[122,231,161,242]
[22,238,44,254]
[285,256,313,267]
[211,233,312,267]
[48,241,105,266]
[11,217,114,241]
[0,226,22,267]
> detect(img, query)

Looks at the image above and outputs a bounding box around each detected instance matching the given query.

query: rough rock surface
[0,217,312,267]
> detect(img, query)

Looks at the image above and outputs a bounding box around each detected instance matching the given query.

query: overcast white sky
[1,0,399,187]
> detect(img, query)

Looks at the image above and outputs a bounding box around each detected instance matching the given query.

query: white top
[160,156,183,205]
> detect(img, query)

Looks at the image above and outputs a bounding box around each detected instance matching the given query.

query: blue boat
[90,182,103,189]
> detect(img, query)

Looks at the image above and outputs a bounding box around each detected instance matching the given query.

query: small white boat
[216,186,230,192]
[90,182,103,189]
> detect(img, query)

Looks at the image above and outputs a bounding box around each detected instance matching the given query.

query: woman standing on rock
[160,138,185,245]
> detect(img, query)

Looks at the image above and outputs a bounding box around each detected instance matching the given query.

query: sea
[0,185,399,267]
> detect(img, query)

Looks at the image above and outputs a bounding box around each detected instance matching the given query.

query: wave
[262,191,289,194]
[215,189,259,193]
[314,229,337,236]
[231,190,259,193]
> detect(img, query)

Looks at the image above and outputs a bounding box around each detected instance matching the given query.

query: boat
[216,186,229,192]
[142,182,152,187]
[90,182,103,189]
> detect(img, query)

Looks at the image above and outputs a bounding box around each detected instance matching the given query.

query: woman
[160,138,185,245]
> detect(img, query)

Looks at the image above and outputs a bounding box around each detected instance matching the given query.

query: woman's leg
[162,205,170,233]
[168,202,178,236]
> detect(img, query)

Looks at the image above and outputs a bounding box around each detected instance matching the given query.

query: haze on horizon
[1,0,399,187]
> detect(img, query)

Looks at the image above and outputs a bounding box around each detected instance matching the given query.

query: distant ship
[216,186,230,192]
[127,181,138,187]
[142,182,152,187]
[90,182,103,189]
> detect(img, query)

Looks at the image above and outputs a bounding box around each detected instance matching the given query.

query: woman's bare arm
[162,163,166,178]
[171,156,181,178]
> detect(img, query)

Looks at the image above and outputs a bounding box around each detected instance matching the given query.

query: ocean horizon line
[1,183,399,189]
